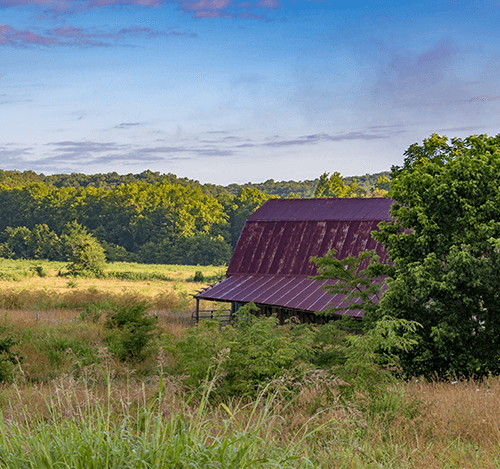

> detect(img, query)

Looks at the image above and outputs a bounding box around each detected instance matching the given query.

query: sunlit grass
[0,257,225,281]
[0,258,224,314]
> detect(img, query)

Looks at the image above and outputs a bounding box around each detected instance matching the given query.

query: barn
[194,197,393,323]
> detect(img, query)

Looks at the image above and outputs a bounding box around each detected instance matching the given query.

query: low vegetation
[0,260,496,467]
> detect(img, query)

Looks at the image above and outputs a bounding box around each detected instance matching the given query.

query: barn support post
[195,298,200,323]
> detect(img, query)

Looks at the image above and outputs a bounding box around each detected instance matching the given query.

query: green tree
[62,221,106,276]
[373,133,500,377]
[31,224,63,260]
[314,172,363,198]
[311,249,389,322]
[0,226,33,259]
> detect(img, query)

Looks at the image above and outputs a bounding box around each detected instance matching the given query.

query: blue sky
[1,0,499,184]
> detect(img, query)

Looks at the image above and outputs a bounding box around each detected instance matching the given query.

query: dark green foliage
[105,301,158,361]
[325,317,419,404]
[62,222,106,277]
[175,303,316,396]
[308,309,419,409]
[193,271,204,282]
[170,235,231,266]
[100,241,139,263]
[0,326,22,382]
[344,171,391,192]
[30,265,47,277]
[137,235,231,266]
[0,224,62,261]
[374,133,500,378]
[0,226,34,259]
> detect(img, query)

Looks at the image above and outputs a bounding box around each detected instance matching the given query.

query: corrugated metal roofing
[196,274,367,317]
[247,197,394,222]
[227,219,388,276]
[196,198,394,317]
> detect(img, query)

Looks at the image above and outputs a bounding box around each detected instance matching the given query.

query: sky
[1,0,499,185]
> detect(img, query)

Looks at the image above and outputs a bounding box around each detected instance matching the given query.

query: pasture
[0,259,498,467]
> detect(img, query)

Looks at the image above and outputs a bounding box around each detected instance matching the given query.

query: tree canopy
[314,172,363,198]
[373,133,500,377]
[0,169,390,266]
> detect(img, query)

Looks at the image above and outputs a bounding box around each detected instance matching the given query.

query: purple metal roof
[196,198,393,317]
[227,219,388,276]
[247,198,394,222]
[196,274,368,317]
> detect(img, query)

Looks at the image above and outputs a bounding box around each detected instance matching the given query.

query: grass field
[0,258,499,467]
[0,258,224,318]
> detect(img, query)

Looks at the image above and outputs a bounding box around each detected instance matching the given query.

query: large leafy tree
[373,133,500,377]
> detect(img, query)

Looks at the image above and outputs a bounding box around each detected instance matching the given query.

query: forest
[0,169,390,266]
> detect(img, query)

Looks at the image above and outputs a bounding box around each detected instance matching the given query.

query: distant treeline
[0,169,390,197]
[0,170,390,266]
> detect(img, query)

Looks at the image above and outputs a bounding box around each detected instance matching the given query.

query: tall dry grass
[4,356,500,468]
[0,282,195,311]
[0,311,500,467]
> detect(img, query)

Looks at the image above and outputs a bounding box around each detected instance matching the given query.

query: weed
[30,265,47,277]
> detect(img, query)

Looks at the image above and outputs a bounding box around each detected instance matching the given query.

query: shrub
[105,301,158,361]
[193,271,204,282]
[62,222,106,277]
[30,265,47,277]
[175,303,316,396]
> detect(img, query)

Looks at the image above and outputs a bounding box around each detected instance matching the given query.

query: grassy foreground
[0,314,498,467]
[0,260,499,467]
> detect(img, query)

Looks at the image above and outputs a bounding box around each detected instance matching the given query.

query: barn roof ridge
[247,197,394,222]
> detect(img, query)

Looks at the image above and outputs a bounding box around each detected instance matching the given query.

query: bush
[193,271,204,282]
[62,222,106,277]
[175,303,316,396]
[105,301,158,361]
[30,265,47,277]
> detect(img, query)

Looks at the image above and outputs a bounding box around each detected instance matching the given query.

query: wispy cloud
[0,24,59,47]
[236,129,398,149]
[3,125,407,173]
[437,125,485,133]
[0,23,197,47]
[0,0,278,19]
[448,94,500,105]
[0,145,35,169]
[114,122,142,129]
[29,139,237,170]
